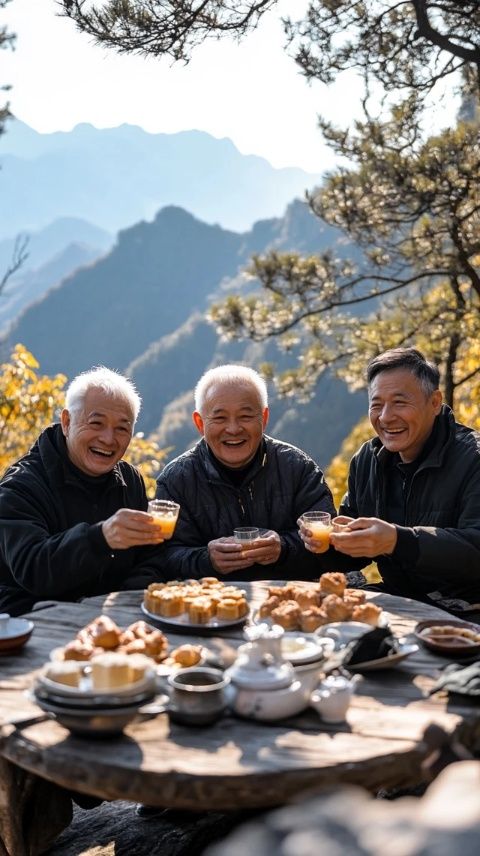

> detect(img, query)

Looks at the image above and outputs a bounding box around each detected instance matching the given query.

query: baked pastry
[171,644,203,667]
[271,600,301,630]
[45,661,84,687]
[63,640,96,661]
[90,652,132,690]
[352,603,383,626]
[157,589,184,617]
[343,589,366,606]
[319,572,347,598]
[188,596,215,624]
[124,653,152,682]
[299,607,328,633]
[323,594,353,622]
[296,589,321,610]
[258,595,280,618]
[80,615,122,650]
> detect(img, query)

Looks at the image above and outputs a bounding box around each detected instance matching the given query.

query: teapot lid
[227,623,294,689]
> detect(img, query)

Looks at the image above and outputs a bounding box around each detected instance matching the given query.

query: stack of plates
[32,669,158,736]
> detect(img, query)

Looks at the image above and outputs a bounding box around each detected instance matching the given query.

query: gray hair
[65,366,142,423]
[194,365,268,413]
[367,347,440,398]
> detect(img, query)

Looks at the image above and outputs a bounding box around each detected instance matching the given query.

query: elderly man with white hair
[156,364,335,582]
[0,366,165,616]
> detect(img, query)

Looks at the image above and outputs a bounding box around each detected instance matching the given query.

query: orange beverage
[148,500,180,540]
[300,511,332,549]
[308,520,332,549]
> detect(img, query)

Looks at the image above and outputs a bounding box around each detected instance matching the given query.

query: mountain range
[0,120,323,236]
[2,199,366,468]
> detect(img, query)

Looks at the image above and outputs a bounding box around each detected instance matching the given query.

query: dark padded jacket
[0,424,165,616]
[156,435,336,581]
[339,406,480,606]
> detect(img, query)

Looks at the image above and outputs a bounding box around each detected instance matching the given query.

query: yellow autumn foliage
[0,344,167,495]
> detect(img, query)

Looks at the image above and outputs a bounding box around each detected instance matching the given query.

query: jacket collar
[197,436,268,486]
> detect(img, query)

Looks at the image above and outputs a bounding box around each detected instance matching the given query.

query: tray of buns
[255,573,385,633]
[142,578,250,630]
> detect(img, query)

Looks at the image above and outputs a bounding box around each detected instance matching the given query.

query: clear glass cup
[233,527,261,550]
[147,499,180,539]
[300,511,332,549]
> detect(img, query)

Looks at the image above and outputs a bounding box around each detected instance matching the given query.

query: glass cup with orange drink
[300,511,332,551]
[147,499,180,539]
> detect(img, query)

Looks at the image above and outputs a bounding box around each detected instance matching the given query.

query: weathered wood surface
[1,584,480,815]
[206,760,480,856]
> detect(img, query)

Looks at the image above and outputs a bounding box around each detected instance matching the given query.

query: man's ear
[192,411,204,435]
[262,406,269,431]
[432,390,443,415]
[60,408,70,437]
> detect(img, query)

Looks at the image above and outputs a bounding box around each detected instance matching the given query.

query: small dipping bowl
[168,667,230,726]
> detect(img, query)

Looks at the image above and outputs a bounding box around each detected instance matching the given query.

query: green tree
[210,103,480,407]
[60,2,480,102]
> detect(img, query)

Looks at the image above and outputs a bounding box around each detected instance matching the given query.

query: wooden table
[1,583,480,855]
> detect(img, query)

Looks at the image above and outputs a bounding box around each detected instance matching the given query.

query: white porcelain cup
[310,674,359,723]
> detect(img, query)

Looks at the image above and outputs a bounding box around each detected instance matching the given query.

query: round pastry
[319,572,347,598]
[258,595,280,618]
[343,588,366,606]
[216,598,241,620]
[157,590,185,617]
[299,607,328,633]
[170,644,203,667]
[322,594,353,622]
[296,589,320,610]
[82,615,122,650]
[63,640,96,661]
[351,603,382,626]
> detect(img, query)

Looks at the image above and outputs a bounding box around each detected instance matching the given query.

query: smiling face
[193,381,269,469]
[61,389,134,477]
[368,368,442,463]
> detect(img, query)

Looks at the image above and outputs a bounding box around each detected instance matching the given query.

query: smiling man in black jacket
[300,347,480,618]
[0,367,165,616]
[156,364,336,582]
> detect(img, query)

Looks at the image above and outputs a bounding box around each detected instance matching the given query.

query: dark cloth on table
[156,434,336,582]
[0,424,166,616]
[334,406,480,612]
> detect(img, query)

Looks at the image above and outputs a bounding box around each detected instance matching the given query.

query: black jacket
[340,407,480,606]
[156,435,336,581]
[0,424,165,616]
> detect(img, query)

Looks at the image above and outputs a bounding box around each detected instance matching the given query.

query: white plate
[0,617,34,641]
[141,602,249,631]
[37,667,156,698]
[280,632,334,665]
[346,641,419,672]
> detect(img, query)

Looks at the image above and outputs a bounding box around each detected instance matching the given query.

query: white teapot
[227,623,325,721]
[310,674,361,723]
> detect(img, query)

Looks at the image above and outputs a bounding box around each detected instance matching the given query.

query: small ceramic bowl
[415,619,480,658]
[0,614,34,654]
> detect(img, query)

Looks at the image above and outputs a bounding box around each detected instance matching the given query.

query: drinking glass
[147,499,180,539]
[300,511,332,549]
[233,527,261,550]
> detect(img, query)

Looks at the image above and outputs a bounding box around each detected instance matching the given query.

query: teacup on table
[167,667,230,726]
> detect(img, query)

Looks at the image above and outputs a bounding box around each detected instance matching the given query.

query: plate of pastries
[256,573,384,633]
[49,614,205,670]
[142,578,250,629]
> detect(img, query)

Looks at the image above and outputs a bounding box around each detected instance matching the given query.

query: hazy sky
[2,0,457,172]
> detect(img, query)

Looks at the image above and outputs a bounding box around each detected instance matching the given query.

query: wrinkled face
[368,368,442,463]
[193,381,268,469]
[61,389,134,477]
